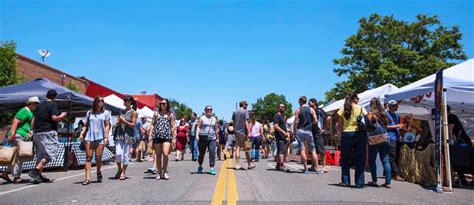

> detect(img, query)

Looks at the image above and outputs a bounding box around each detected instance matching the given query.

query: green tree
[251,93,293,122]
[0,41,20,127]
[65,81,80,92]
[169,99,193,120]
[325,13,467,101]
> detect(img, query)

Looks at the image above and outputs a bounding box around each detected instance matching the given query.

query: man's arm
[293,108,300,134]
[310,107,319,125]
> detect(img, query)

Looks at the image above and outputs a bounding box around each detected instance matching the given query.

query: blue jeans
[369,142,392,185]
[251,137,261,161]
[340,131,367,187]
[189,135,198,161]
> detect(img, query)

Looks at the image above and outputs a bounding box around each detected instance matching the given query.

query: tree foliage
[251,93,293,122]
[325,13,467,101]
[65,81,80,92]
[169,99,193,120]
[0,41,20,128]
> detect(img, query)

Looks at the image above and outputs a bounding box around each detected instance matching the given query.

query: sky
[1,0,473,120]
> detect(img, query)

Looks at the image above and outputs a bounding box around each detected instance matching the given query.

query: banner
[434,69,443,193]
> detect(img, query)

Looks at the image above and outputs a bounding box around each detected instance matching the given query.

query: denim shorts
[87,139,105,145]
[296,129,315,152]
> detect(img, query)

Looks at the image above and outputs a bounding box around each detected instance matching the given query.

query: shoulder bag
[368,119,389,145]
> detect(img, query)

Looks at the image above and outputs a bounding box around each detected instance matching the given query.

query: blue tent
[0,78,122,114]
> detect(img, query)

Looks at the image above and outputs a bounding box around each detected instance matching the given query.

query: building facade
[16,54,88,93]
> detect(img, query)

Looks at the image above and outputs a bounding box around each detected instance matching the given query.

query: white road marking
[0,166,116,196]
[267,164,275,169]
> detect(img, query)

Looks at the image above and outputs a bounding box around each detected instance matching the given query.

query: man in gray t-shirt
[231,100,254,170]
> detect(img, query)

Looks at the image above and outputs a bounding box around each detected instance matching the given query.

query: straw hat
[27,96,40,104]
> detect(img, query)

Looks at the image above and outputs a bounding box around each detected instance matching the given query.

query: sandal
[119,175,126,180]
[114,169,122,179]
[82,179,91,186]
[97,171,103,182]
[13,177,25,184]
[163,172,170,180]
[248,164,256,170]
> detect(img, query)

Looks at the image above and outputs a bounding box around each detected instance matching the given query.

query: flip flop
[248,164,256,170]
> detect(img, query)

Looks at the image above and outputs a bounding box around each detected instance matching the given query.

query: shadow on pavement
[189,172,212,175]
[265,168,303,174]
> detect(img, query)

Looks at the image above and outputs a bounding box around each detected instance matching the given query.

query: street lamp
[61,74,66,85]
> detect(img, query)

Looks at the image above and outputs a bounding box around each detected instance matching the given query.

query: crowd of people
[1,89,472,189]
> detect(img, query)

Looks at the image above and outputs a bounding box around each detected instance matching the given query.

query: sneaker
[197,166,203,174]
[303,170,309,174]
[28,169,42,184]
[314,170,323,175]
[210,168,216,175]
[381,183,391,189]
[40,175,51,183]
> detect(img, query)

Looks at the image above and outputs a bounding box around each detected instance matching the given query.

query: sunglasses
[98,99,104,103]
[206,108,213,111]
[160,103,167,105]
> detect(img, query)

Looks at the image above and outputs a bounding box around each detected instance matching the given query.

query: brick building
[16,54,88,93]
[130,94,163,110]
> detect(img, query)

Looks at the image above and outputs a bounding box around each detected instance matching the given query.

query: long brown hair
[343,92,358,120]
[92,96,105,113]
[370,98,388,125]
[123,95,138,111]
[159,98,171,113]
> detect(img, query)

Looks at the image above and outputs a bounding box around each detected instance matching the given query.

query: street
[0,152,472,205]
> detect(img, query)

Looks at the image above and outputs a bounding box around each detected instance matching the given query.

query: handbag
[356,108,376,132]
[368,120,388,145]
[0,146,18,166]
[79,140,86,151]
[18,141,34,158]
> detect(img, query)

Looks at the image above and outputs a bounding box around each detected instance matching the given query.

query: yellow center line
[227,158,238,205]
[211,159,227,205]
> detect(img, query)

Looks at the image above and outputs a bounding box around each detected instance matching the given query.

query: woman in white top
[195,105,219,175]
[80,96,111,185]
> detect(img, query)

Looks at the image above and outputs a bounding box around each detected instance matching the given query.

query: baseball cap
[388,100,398,106]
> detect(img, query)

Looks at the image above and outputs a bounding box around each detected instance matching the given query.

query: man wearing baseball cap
[28,89,67,184]
[385,100,405,181]
[1,96,40,184]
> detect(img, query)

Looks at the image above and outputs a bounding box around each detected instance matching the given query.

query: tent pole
[442,89,453,191]
[64,99,71,171]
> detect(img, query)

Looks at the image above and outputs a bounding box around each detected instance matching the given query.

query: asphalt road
[0,152,473,205]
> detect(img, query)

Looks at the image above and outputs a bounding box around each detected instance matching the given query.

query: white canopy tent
[139,106,155,122]
[104,94,126,110]
[323,84,400,112]
[385,59,474,119]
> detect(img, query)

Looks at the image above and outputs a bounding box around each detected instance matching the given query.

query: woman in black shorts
[149,98,176,180]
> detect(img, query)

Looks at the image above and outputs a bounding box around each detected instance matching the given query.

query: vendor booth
[0,78,122,171]
[385,59,474,189]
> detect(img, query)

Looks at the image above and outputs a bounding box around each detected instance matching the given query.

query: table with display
[0,134,114,172]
